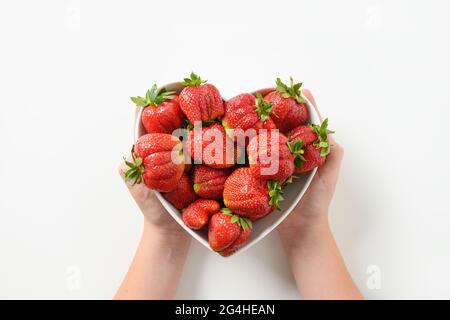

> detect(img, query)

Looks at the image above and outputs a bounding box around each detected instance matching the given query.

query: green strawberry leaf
[241,217,253,231]
[309,118,334,157]
[281,175,297,187]
[130,96,148,107]
[238,216,252,231]
[123,146,145,185]
[320,145,331,157]
[221,208,233,216]
[288,140,306,168]
[221,208,253,231]
[275,77,307,104]
[254,93,273,121]
[284,175,294,185]
[185,119,194,131]
[202,120,216,126]
[131,84,175,107]
[193,183,200,193]
[145,84,157,102]
[182,72,207,87]
[267,180,284,211]
[294,157,303,168]
[240,218,247,230]
[154,87,175,105]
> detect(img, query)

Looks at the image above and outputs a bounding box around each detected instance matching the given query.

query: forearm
[279,216,362,300]
[115,220,191,299]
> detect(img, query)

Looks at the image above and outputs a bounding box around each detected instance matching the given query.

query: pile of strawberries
[125,73,333,256]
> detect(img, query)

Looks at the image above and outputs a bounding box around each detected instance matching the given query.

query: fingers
[119,160,161,209]
[118,162,132,186]
[119,158,147,195]
[317,142,344,186]
[119,156,137,190]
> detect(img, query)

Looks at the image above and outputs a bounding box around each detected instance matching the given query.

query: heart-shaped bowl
[134,82,320,256]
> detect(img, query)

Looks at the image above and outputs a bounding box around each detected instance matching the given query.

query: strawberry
[208,208,252,256]
[131,84,184,134]
[222,93,276,145]
[247,131,294,182]
[287,125,317,146]
[182,199,220,229]
[185,123,242,169]
[179,72,224,123]
[295,144,326,173]
[219,228,252,257]
[163,173,198,210]
[288,118,334,173]
[192,165,231,200]
[265,77,309,133]
[123,133,184,192]
[223,168,284,220]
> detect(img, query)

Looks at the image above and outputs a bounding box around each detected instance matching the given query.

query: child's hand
[118,170,187,235]
[116,162,191,300]
[277,90,361,299]
[278,89,344,235]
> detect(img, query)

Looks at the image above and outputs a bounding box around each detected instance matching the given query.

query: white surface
[0,0,449,299]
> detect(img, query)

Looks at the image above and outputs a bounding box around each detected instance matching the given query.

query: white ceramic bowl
[134,82,319,256]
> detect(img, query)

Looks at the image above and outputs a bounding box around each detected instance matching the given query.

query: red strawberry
[192,165,231,200]
[247,131,294,182]
[131,84,184,134]
[295,144,326,173]
[124,133,184,192]
[223,168,283,220]
[163,173,198,210]
[287,125,317,146]
[179,73,224,123]
[182,199,220,229]
[288,119,333,173]
[185,123,242,169]
[208,208,252,256]
[222,93,276,145]
[220,228,252,257]
[265,77,309,133]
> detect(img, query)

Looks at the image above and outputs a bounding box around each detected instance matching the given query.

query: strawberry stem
[288,140,306,168]
[123,146,145,185]
[254,93,273,121]
[193,183,200,193]
[282,175,295,186]
[182,72,207,87]
[221,208,253,231]
[267,180,284,211]
[275,77,307,104]
[131,84,175,107]
[309,118,334,157]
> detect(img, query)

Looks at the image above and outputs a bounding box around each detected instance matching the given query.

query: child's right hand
[278,89,344,236]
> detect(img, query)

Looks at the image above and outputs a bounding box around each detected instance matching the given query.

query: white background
[1,0,449,299]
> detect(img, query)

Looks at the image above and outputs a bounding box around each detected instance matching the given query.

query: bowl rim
[133,82,319,256]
